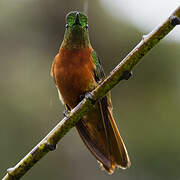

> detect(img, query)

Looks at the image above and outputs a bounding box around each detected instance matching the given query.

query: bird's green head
[62,11,91,49]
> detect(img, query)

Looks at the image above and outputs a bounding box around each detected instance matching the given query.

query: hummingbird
[51,11,131,174]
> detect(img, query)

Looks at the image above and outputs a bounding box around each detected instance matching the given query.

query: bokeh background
[1,0,180,179]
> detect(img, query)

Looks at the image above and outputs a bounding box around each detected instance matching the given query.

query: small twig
[2,6,180,180]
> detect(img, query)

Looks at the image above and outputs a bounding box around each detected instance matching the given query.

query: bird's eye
[65,24,69,28]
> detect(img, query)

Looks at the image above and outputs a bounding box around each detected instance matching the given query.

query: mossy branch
[2,6,180,180]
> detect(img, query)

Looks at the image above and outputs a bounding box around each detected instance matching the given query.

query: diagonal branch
[2,6,180,180]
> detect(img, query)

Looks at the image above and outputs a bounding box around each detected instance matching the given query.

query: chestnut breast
[53,47,96,108]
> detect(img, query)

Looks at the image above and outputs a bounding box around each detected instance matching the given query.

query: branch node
[170,15,180,26]
[7,167,15,174]
[142,34,149,41]
[45,142,57,151]
[122,71,133,80]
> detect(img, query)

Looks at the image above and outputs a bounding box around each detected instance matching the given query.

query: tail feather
[76,95,130,174]
[76,120,112,170]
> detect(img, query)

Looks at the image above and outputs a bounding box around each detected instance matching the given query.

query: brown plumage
[51,11,130,174]
[51,47,95,109]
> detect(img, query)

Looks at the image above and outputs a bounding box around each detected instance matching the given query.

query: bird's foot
[122,70,133,80]
[63,109,71,117]
[170,15,180,26]
[80,92,95,104]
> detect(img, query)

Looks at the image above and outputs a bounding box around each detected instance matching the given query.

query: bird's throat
[61,27,91,49]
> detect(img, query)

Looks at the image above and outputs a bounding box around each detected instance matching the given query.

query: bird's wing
[76,51,130,174]
[91,50,105,81]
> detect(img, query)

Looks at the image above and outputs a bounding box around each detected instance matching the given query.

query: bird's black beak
[74,12,81,25]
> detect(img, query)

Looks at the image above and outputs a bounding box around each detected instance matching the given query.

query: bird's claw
[85,91,93,99]
[63,109,71,117]
[80,92,95,104]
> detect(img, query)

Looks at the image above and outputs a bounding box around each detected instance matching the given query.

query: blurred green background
[1,0,180,179]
